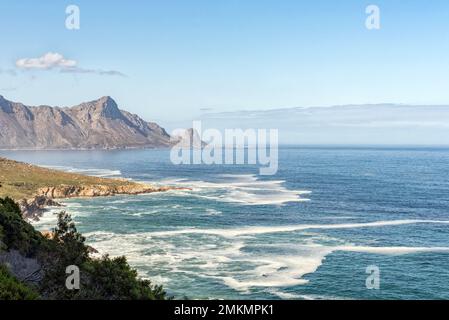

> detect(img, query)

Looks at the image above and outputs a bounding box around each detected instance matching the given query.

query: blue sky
[1,0,449,124]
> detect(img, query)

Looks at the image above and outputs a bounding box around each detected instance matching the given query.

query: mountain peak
[92,96,117,108]
[96,95,115,104]
[96,96,121,119]
[0,95,172,149]
[74,96,122,119]
[0,95,13,113]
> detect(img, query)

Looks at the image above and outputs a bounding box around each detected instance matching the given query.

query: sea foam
[77,219,449,293]
[41,165,122,178]
[157,174,310,206]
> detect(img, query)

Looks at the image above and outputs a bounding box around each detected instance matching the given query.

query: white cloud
[14,52,125,77]
[16,52,77,70]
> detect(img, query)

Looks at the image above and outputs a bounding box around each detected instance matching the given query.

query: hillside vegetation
[0,157,145,200]
[0,197,167,300]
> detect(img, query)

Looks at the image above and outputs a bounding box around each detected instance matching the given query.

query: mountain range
[3,94,449,148]
[0,95,173,149]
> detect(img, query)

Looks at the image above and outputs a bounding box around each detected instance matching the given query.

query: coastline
[0,156,189,220]
[19,184,188,221]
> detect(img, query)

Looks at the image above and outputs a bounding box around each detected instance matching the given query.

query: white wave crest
[41,165,122,178]
[157,174,310,206]
[79,219,449,294]
[141,219,449,238]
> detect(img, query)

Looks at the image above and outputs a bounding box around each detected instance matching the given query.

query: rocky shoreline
[19,184,188,220]
[18,196,63,220]
[0,156,190,220]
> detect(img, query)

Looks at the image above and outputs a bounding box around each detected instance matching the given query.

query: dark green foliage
[0,198,167,300]
[0,265,39,300]
[83,255,166,299]
[53,211,89,265]
[39,211,89,299]
[0,197,48,257]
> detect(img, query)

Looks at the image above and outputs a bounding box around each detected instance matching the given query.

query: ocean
[2,146,449,299]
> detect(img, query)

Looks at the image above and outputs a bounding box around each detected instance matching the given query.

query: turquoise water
[2,147,449,299]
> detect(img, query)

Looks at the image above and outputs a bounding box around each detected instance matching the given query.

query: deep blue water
[2,146,449,299]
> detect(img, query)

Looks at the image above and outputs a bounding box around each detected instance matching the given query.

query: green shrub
[0,265,39,300]
[41,211,166,300]
[83,255,166,300]
[0,197,48,257]
[1,198,167,300]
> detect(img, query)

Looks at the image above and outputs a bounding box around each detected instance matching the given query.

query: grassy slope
[0,157,140,200]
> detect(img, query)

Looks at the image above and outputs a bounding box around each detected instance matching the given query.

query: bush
[83,255,166,300]
[0,197,48,257]
[0,265,39,300]
[0,198,167,300]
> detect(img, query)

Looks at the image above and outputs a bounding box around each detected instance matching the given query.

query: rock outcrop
[36,184,179,199]
[0,95,172,149]
[0,250,43,286]
[18,195,63,220]
[19,184,189,220]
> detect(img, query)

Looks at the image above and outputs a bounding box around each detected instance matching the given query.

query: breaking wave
[41,165,122,178]
[157,174,310,206]
[81,219,449,293]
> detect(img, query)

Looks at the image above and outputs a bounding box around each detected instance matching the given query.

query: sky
[1,0,449,126]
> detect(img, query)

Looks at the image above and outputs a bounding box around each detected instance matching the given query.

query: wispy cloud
[15,52,125,77]
[0,86,18,92]
[60,67,126,77]
[16,52,76,69]
[0,68,17,76]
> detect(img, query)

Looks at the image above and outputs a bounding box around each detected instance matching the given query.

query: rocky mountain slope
[0,95,172,149]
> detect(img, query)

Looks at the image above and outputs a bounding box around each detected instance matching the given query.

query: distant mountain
[171,128,204,148]
[0,95,172,149]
